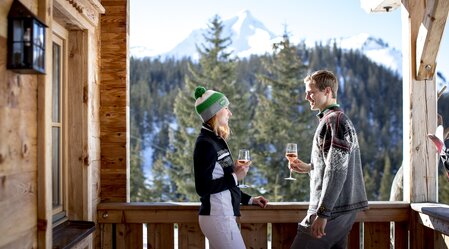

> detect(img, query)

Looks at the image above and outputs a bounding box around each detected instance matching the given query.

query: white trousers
[199,215,246,249]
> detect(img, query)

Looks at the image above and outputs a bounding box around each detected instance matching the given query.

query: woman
[193,86,268,249]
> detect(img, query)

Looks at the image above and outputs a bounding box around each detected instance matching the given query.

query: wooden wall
[0,0,39,247]
[1,0,104,248]
[100,0,129,203]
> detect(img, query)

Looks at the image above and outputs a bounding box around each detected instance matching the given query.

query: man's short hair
[304,70,338,98]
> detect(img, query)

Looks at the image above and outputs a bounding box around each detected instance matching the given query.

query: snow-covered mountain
[333,33,403,75]
[131,10,402,73]
[332,33,447,88]
[130,46,157,58]
[130,10,447,87]
[160,10,281,60]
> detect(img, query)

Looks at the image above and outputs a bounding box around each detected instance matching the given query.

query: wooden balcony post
[100,0,130,203]
[401,0,439,203]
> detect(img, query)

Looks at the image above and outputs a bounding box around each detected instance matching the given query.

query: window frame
[51,21,69,225]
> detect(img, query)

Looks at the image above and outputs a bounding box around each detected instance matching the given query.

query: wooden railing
[97,201,410,249]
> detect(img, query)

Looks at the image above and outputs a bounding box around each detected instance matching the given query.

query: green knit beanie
[194,86,229,122]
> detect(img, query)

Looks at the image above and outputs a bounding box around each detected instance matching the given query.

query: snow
[332,33,402,75]
[131,11,403,74]
[130,9,447,89]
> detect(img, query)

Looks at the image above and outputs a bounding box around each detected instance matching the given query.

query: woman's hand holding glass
[234,159,251,180]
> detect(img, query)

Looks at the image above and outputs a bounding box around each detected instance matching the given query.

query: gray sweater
[309,106,368,218]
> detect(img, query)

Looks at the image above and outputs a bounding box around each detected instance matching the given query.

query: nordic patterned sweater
[309,105,368,218]
[193,125,251,216]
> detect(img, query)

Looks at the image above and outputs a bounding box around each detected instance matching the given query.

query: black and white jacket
[193,124,251,216]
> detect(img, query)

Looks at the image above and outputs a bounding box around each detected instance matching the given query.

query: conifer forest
[129,16,449,203]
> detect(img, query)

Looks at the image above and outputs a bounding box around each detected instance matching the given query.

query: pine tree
[150,156,172,201]
[167,15,252,201]
[130,139,152,202]
[379,153,393,200]
[251,32,313,201]
[438,173,449,204]
[166,67,199,201]
[128,35,410,202]
[129,69,153,201]
[364,166,378,200]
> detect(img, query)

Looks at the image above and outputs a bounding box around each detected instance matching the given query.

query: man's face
[304,82,330,111]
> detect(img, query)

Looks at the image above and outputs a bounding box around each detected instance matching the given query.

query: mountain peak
[329,33,402,76]
[225,9,276,38]
[129,11,447,85]
[335,33,390,51]
[237,9,253,18]
[155,10,279,60]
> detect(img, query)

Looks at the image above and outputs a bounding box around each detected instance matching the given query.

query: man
[289,70,368,249]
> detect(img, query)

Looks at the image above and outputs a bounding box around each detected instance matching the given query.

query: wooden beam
[100,0,130,203]
[415,0,449,80]
[402,0,438,203]
[412,203,449,235]
[67,30,89,220]
[37,0,53,247]
[97,202,410,224]
[53,0,103,29]
[410,209,435,249]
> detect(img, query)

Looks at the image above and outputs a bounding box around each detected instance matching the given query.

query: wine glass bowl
[238,149,250,163]
[285,143,297,180]
[237,149,251,188]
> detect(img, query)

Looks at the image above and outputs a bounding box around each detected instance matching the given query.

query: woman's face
[215,107,232,126]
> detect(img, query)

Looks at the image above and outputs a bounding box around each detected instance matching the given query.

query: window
[51,23,68,224]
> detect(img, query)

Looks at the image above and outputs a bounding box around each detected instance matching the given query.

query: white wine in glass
[237,149,250,188]
[285,143,297,180]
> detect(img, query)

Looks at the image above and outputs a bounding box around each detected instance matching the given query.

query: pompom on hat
[194,86,229,122]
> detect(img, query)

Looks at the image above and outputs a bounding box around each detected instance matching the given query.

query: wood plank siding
[1,0,104,248]
[100,0,130,203]
[0,1,39,247]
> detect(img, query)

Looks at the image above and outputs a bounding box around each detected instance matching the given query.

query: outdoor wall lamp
[7,0,47,74]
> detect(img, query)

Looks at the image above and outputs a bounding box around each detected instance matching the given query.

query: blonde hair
[206,115,231,140]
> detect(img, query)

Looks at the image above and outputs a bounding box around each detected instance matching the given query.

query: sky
[130,0,449,79]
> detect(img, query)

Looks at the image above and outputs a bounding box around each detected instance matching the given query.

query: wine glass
[285,143,297,180]
[237,149,251,188]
